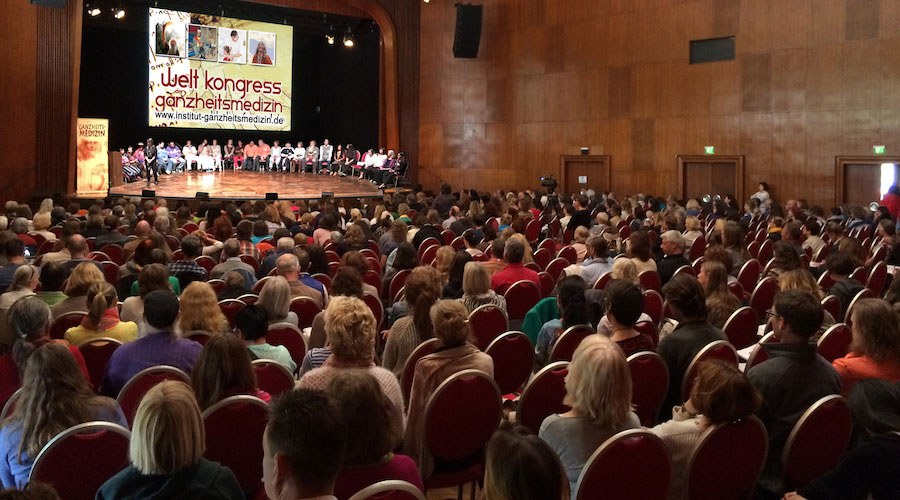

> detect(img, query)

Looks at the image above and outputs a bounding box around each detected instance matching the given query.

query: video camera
[540,175,558,194]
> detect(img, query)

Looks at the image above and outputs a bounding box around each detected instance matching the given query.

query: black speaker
[265,192,278,200]
[29,0,67,7]
[453,4,482,59]
[141,190,155,198]
[196,192,209,201]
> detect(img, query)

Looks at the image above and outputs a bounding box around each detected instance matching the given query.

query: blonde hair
[32,212,51,231]
[177,282,228,334]
[574,226,590,244]
[130,381,205,475]
[778,269,824,300]
[324,296,376,364]
[462,261,491,296]
[508,233,534,264]
[611,258,638,284]
[686,199,700,210]
[38,198,54,214]
[430,300,470,347]
[258,276,291,322]
[685,216,701,232]
[65,262,105,296]
[435,246,456,282]
[563,335,632,428]
[86,281,117,326]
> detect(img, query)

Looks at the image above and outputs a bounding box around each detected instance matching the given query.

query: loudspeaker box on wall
[453,4,482,59]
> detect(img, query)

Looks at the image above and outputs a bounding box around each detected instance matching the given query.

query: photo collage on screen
[154,19,275,67]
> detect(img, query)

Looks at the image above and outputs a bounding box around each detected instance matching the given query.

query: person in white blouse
[268,140,282,171]
[183,140,198,171]
[222,30,245,63]
[210,139,222,171]
[358,149,375,179]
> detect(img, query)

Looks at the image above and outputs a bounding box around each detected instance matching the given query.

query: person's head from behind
[84,282,117,328]
[264,389,346,498]
[462,262,491,296]
[191,333,257,411]
[626,231,651,261]
[484,424,569,500]
[223,270,245,291]
[431,300,471,348]
[847,378,900,438]
[4,238,24,261]
[777,268,824,300]
[8,297,51,367]
[235,304,269,342]
[223,238,241,259]
[447,251,473,286]
[142,289,180,331]
[0,481,62,500]
[662,273,707,322]
[324,370,401,467]
[564,335,632,428]
[331,267,363,298]
[258,276,291,321]
[37,261,65,293]
[392,242,419,271]
[404,266,443,341]
[503,238,525,264]
[586,235,608,261]
[698,260,729,294]
[825,251,856,278]
[772,240,801,271]
[276,253,300,280]
[556,275,589,328]
[772,290,823,341]
[339,251,370,278]
[604,279,644,328]
[9,265,39,293]
[131,381,205,475]
[324,296,376,364]
[850,299,900,363]
[690,360,762,426]
[611,257,638,284]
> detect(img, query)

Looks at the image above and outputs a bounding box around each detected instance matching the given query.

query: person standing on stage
[183,140,198,171]
[211,139,223,171]
[305,140,319,174]
[293,141,305,173]
[166,141,184,172]
[257,139,271,171]
[329,144,344,176]
[145,138,158,186]
[243,140,258,171]
[279,142,294,172]
[269,140,282,171]
[343,144,357,177]
[319,139,333,173]
[223,139,235,170]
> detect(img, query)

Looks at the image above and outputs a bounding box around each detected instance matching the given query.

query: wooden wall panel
[418,0,900,207]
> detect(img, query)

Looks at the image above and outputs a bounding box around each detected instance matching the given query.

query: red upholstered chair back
[634,321,659,347]
[538,238,557,255]
[820,295,841,322]
[325,250,341,263]
[517,361,570,433]
[252,359,295,396]
[441,230,455,246]
[485,331,534,395]
[367,257,382,276]
[0,388,22,421]
[364,269,383,296]
[290,296,322,329]
[692,256,705,275]
[202,395,270,492]
[346,480,427,500]
[545,257,570,282]
[30,422,131,500]
[639,270,661,292]
[549,325,594,363]
[525,218,541,242]
[194,255,217,279]
[450,236,466,251]
[116,365,190,427]
[689,236,706,260]
[208,278,226,294]
[363,292,385,329]
[185,330,213,345]
[557,246,577,265]
[816,270,835,292]
[782,395,852,490]
[538,271,555,297]
[266,322,307,367]
[592,271,612,290]
[417,238,440,255]
[681,340,739,401]
[574,430,672,500]
[328,261,341,278]
[420,244,439,266]
[252,276,272,293]
[368,239,381,256]
[239,254,260,274]
[400,338,439,404]
[727,281,744,300]
[218,299,246,329]
[749,277,777,318]
[816,323,852,363]
[312,273,332,290]
[686,416,768,500]
[532,247,551,271]
[722,306,759,350]
[424,370,500,461]
[469,304,509,350]
[737,259,761,294]
[503,280,541,321]
[100,261,120,285]
[388,269,412,305]
[563,228,574,245]
[627,351,669,426]
[849,266,868,286]
[642,289,664,326]
[50,311,86,340]
[78,337,123,392]
[844,288,873,326]
[744,332,779,372]
[673,265,695,278]
[757,239,774,264]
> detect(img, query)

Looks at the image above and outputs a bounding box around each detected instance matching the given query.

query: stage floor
[108,170,385,201]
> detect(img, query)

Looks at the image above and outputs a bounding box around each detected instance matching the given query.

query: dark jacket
[656,253,691,286]
[747,342,842,494]
[96,458,243,500]
[798,434,900,500]
[413,225,443,248]
[829,278,865,319]
[656,320,727,419]
[432,194,457,219]
[567,209,592,232]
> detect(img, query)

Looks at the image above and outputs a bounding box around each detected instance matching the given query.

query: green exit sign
[874,145,886,155]
[704,146,715,155]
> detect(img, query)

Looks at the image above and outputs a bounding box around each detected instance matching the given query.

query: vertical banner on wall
[75,118,110,197]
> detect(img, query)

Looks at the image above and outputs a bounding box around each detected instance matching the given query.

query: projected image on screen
[148,8,292,131]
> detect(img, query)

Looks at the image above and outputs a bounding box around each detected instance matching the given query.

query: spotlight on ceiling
[343,27,354,48]
[86,3,101,16]
[326,25,335,45]
[112,7,126,19]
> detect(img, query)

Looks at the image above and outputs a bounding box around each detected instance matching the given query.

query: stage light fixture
[343,27,355,48]
[112,7,126,19]
[326,34,335,45]
[86,3,101,16]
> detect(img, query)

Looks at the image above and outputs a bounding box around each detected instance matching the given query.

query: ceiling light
[86,3,101,16]
[326,34,335,45]
[112,7,126,19]
[343,28,354,48]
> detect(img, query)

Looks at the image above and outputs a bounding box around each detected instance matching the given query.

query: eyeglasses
[765,310,781,320]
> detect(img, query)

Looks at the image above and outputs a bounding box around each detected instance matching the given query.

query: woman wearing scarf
[63,282,137,346]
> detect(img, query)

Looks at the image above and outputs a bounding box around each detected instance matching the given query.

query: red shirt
[334,454,423,500]
[881,193,900,220]
[490,263,541,294]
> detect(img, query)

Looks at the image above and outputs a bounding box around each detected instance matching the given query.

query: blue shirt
[298,273,326,297]
[0,403,126,488]
[535,319,563,368]
[100,331,202,397]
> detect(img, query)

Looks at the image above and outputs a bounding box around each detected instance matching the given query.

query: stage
[108,170,385,201]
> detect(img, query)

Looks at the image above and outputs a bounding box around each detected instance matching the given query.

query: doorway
[559,155,611,195]
[835,156,900,208]
[676,155,745,203]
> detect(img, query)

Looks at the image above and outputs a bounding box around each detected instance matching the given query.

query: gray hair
[276,237,293,251]
[662,230,685,252]
[8,295,50,340]
[223,238,241,258]
[10,217,28,235]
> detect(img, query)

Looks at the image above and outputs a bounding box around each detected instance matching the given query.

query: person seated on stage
[343,143,358,177]
[268,140,282,171]
[329,144,345,176]
[197,140,213,172]
[358,148,375,179]
[232,140,244,170]
[305,140,319,173]
[380,151,408,189]
[133,143,145,168]
[319,138,333,172]
[210,139,222,171]
[257,139,271,171]
[222,139,234,169]
[182,140,198,171]
[279,142,294,172]
[165,141,184,172]
[156,142,172,174]
[243,140,258,171]
[292,141,305,173]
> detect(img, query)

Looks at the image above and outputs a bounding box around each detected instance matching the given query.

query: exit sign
[704,146,715,155]
[874,145,886,155]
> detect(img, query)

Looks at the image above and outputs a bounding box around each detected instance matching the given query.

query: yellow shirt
[64,321,138,347]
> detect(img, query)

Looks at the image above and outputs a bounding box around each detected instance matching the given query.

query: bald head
[67,234,87,257]
[276,237,293,251]
[135,220,151,237]
[276,253,299,279]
